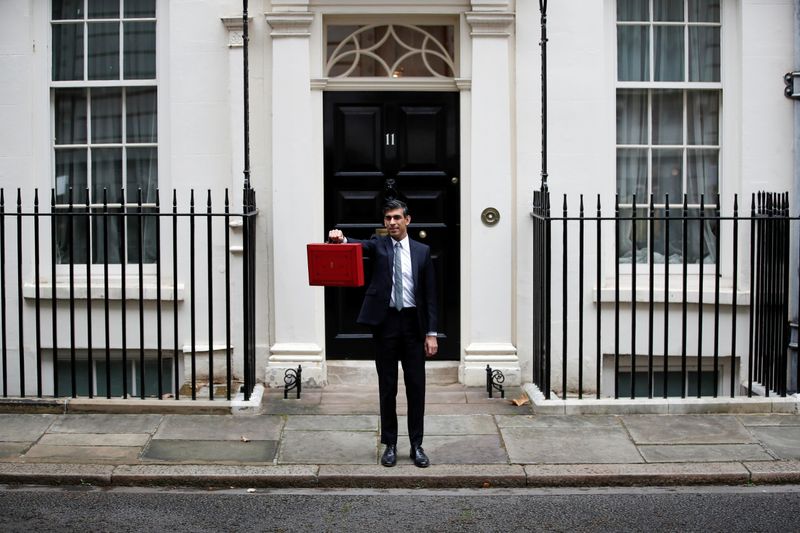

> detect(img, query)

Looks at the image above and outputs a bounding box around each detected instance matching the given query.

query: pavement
[1,383,800,488]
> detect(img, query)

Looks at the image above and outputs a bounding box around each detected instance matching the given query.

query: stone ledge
[524,462,750,487]
[111,464,319,487]
[317,464,527,488]
[0,398,66,414]
[524,384,800,415]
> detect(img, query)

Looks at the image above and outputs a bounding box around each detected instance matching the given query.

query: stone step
[325,360,459,387]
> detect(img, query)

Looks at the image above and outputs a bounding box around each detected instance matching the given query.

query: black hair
[383,199,409,217]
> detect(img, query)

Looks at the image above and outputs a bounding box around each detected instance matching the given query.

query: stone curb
[0,463,114,485]
[111,464,319,487]
[744,461,800,484]
[317,464,527,488]
[523,462,751,487]
[2,461,800,488]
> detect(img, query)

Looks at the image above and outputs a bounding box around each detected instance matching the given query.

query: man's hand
[328,229,344,243]
[424,335,438,358]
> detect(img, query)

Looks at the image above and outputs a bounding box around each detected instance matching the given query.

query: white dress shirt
[390,236,416,309]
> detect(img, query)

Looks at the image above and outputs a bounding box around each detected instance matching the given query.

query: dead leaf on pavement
[510,395,530,406]
[240,435,250,442]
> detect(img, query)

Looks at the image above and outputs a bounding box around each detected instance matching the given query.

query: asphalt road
[1,485,799,532]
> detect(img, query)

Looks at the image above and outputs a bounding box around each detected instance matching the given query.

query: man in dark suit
[328,199,438,468]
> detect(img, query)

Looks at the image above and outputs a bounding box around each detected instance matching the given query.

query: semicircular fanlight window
[326,24,456,78]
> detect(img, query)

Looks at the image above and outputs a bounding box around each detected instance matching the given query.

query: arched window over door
[325,24,456,78]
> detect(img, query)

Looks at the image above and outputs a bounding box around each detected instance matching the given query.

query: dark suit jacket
[349,235,437,339]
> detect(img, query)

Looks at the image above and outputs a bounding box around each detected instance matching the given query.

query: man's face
[384,208,410,241]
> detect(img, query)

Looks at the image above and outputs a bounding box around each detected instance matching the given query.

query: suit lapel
[410,239,420,286]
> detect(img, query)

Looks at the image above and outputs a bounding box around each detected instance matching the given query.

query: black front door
[323,91,460,360]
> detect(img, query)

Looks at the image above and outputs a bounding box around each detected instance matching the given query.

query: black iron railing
[532,188,798,400]
[0,187,257,401]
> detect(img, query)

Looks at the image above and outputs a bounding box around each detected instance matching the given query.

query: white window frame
[613,0,730,278]
[50,0,160,275]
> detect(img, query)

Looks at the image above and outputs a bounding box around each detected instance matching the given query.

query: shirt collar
[393,235,409,250]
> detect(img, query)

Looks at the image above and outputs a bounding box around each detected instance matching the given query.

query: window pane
[124,21,156,79]
[654,0,683,21]
[52,23,84,81]
[617,26,649,81]
[689,26,720,82]
[686,149,719,264]
[689,0,720,22]
[652,90,683,145]
[652,149,683,203]
[687,91,719,145]
[88,22,120,80]
[88,0,119,19]
[616,90,648,144]
[91,88,122,143]
[54,89,87,145]
[126,87,157,143]
[92,148,123,193]
[126,148,158,263]
[617,0,648,21]
[654,26,684,81]
[91,148,124,263]
[91,182,123,264]
[54,149,88,264]
[616,148,648,203]
[53,0,84,20]
[124,0,156,18]
[687,149,719,203]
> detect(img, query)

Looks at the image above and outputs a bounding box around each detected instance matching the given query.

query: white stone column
[264,11,326,386]
[460,9,520,386]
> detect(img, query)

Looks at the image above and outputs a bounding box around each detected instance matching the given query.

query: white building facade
[0,0,795,400]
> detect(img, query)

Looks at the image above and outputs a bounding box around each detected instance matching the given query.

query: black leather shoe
[381,445,397,467]
[410,446,430,468]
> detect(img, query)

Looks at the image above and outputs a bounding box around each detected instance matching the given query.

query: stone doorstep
[523,384,800,415]
[2,462,799,488]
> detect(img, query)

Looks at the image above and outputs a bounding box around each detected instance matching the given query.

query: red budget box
[307,243,365,287]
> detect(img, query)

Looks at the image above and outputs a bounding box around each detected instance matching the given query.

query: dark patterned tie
[393,242,403,311]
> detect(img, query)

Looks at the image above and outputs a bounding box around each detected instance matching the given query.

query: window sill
[594,285,750,306]
[22,281,185,301]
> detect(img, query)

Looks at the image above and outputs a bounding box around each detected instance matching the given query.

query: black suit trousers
[373,307,425,448]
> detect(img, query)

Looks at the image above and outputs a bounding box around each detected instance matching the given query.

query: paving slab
[112,464,319,487]
[426,403,526,415]
[48,414,162,434]
[397,414,498,435]
[638,444,775,463]
[396,435,508,464]
[501,426,643,464]
[153,415,283,441]
[495,415,621,429]
[523,462,750,487]
[262,403,381,415]
[38,433,151,447]
[621,415,755,444]
[320,392,379,404]
[425,391,467,404]
[737,414,800,426]
[22,444,142,463]
[283,415,378,431]
[317,464,526,488]
[744,460,800,484]
[0,414,56,441]
[0,462,114,485]
[747,427,800,460]
[278,430,377,465]
[0,442,31,459]
[142,440,277,463]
